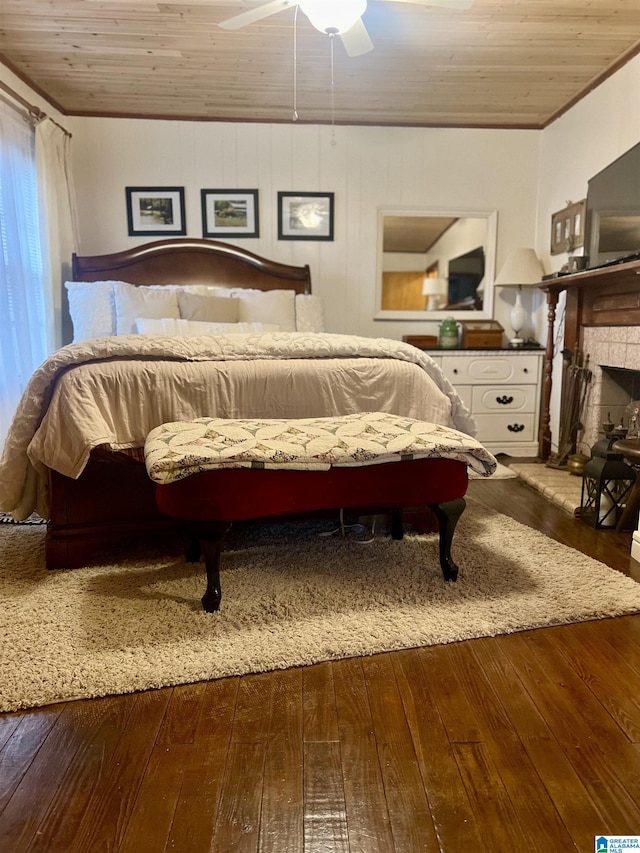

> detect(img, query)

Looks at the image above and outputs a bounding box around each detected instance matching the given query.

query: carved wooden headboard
[72,237,312,293]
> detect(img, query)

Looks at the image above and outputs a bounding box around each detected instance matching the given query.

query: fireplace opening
[575,326,640,455]
[580,364,640,452]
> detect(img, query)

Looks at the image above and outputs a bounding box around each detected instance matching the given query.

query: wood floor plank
[470,635,608,850]
[332,657,375,735]
[362,654,439,850]
[0,699,126,852]
[303,661,339,742]
[259,668,304,853]
[392,649,485,852]
[118,740,192,853]
[452,740,531,851]
[155,680,209,746]
[194,676,240,740]
[0,713,23,752]
[166,741,233,852]
[332,658,396,852]
[26,695,137,853]
[166,680,239,852]
[69,689,172,852]
[231,672,274,744]
[499,630,640,834]
[361,653,414,747]
[377,740,440,852]
[419,639,576,851]
[548,620,640,743]
[593,614,640,673]
[0,707,62,817]
[211,742,266,853]
[303,740,349,853]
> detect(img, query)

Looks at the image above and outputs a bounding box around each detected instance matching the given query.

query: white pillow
[135,318,280,336]
[177,290,240,322]
[228,288,297,332]
[65,280,119,341]
[114,283,179,335]
[295,294,325,333]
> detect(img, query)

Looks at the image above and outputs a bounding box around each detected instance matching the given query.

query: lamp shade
[494,248,545,286]
[422,277,447,297]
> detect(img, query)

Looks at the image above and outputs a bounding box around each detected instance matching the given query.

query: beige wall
[67,118,539,339]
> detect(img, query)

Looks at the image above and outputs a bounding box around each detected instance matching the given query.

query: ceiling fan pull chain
[330,35,336,145]
[292,4,299,121]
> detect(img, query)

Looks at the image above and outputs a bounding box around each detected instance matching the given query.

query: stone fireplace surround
[581,326,640,451]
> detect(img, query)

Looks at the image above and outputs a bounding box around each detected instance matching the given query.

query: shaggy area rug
[2,501,640,713]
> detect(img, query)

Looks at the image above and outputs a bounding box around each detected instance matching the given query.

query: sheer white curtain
[36,118,79,350]
[0,103,52,452]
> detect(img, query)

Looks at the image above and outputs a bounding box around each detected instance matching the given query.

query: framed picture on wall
[126,187,186,236]
[550,199,586,254]
[201,189,259,238]
[278,192,334,241]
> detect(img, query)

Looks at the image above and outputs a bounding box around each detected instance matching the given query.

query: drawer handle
[523,368,529,374]
[453,368,458,374]
[507,423,525,433]
[496,395,514,405]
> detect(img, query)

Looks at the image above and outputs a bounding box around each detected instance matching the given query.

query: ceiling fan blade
[340,18,374,57]
[218,0,298,30]
[383,0,475,9]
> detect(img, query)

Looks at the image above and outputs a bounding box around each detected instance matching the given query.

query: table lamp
[422,276,448,311]
[494,248,545,347]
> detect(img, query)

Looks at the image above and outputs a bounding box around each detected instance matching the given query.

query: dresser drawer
[474,413,536,443]
[441,354,540,385]
[472,385,537,414]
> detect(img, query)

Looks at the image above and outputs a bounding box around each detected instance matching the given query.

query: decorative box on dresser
[404,339,543,457]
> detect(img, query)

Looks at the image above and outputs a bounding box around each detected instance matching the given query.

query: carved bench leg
[196,523,230,613]
[429,498,466,582]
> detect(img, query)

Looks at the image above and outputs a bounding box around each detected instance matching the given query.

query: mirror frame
[374,207,498,321]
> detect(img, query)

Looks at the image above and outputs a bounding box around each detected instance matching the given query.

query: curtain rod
[0,79,72,137]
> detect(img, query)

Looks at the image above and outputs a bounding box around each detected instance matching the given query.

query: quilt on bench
[145,412,497,482]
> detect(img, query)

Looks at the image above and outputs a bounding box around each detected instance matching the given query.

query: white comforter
[0,332,475,519]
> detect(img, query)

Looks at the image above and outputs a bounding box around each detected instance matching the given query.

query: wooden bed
[0,236,478,570]
[47,238,312,568]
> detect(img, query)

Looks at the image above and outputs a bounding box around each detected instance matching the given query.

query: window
[0,102,50,451]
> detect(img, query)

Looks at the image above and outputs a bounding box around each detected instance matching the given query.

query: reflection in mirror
[376,209,497,320]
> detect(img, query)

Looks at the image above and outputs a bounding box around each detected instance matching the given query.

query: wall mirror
[375,208,497,320]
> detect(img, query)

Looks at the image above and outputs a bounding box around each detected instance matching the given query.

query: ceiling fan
[218,0,475,58]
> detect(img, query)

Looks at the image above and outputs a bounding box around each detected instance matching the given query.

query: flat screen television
[447,246,485,304]
[586,141,640,268]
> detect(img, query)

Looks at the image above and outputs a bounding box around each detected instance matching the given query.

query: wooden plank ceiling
[2,0,640,128]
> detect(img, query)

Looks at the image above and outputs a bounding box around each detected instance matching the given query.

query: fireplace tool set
[548,347,592,469]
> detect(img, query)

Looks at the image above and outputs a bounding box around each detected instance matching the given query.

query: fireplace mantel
[537,257,640,459]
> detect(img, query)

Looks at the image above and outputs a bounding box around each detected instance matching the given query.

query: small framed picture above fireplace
[550,199,586,255]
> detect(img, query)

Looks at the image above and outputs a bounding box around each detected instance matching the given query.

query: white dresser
[428,349,544,457]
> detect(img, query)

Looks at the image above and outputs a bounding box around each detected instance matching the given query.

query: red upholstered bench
[144,413,496,612]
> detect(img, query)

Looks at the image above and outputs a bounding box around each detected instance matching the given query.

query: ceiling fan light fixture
[299,0,367,35]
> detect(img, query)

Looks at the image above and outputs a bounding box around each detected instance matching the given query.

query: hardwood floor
[1,474,640,852]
